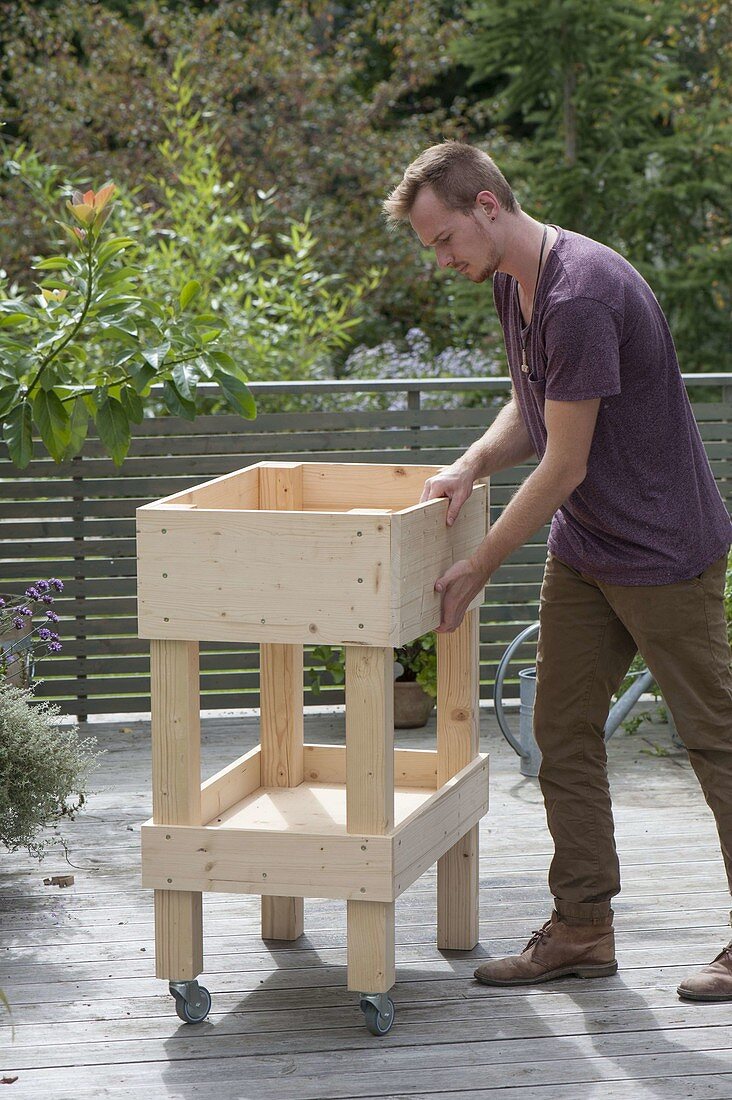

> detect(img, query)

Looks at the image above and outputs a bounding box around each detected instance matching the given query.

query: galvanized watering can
[493,622,667,777]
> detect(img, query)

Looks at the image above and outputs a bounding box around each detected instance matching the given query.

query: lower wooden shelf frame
[142,744,489,902]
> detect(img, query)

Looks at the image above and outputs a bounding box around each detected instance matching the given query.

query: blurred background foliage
[1,0,730,381]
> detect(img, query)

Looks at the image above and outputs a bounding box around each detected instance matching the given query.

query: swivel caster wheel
[359,993,395,1036]
[169,979,211,1024]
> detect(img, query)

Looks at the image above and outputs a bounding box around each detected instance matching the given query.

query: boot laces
[715,940,732,963]
[524,919,553,952]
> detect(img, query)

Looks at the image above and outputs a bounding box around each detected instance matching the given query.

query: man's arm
[421,395,536,524]
[434,397,601,631]
[470,397,600,576]
[455,395,536,478]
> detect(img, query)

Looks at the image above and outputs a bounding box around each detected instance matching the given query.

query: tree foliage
[454,0,732,369]
[1,0,728,373]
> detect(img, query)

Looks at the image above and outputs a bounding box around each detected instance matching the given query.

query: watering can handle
[493,621,541,758]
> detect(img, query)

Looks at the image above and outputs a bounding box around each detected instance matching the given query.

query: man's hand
[434,556,492,633]
[420,463,476,526]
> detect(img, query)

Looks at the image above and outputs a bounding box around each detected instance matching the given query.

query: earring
[491,216,496,221]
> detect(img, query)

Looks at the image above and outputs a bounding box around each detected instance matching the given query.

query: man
[383,140,732,1001]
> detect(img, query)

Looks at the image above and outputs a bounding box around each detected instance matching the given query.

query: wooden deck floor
[2,706,732,1099]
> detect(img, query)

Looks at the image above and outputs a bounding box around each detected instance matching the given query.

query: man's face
[409,186,500,283]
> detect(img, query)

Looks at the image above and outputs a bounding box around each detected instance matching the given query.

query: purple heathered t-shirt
[493,226,731,585]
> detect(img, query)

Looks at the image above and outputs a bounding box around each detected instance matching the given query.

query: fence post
[408,387,421,451]
[71,455,87,723]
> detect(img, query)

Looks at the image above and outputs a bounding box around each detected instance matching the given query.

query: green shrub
[0,683,102,860]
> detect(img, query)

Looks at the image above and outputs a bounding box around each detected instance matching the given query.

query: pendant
[520,348,529,373]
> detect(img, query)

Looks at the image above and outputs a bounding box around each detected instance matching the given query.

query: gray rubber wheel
[174,986,212,1024]
[360,997,395,1036]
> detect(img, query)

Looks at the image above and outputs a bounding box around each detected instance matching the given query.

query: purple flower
[0,598,4,608]
[12,617,24,630]
[48,641,62,653]
[37,627,52,641]
[20,606,33,617]
[25,586,39,600]
[46,610,60,622]
[50,579,63,592]
[49,632,60,642]
[35,580,50,593]
[42,594,53,604]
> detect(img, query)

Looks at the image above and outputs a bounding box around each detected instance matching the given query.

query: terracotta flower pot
[394,680,435,729]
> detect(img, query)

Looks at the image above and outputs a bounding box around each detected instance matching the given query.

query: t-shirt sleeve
[542,297,622,401]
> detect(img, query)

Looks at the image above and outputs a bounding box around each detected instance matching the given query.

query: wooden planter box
[137,461,490,1029]
[137,460,487,647]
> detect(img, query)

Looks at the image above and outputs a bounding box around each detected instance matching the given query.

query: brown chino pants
[534,550,732,923]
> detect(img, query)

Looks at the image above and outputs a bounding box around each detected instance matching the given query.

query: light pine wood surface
[2,706,732,1099]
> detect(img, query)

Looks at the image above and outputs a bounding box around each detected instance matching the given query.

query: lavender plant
[332,327,504,413]
[0,577,64,685]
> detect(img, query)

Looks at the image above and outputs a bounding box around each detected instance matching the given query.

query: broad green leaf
[0,384,21,418]
[200,329,222,344]
[0,300,36,317]
[179,280,201,311]
[0,314,32,328]
[34,257,74,271]
[128,361,157,394]
[120,384,144,424]
[141,342,171,371]
[213,370,256,420]
[61,398,89,461]
[95,237,135,268]
[162,379,196,421]
[4,401,33,468]
[33,389,71,462]
[95,396,130,467]
[207,349,240,374]
[172,361,197,401]
[40,371,60,392]
[39,278,69,291]
[100,326,140,348]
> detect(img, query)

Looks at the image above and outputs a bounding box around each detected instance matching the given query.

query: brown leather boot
[677,941,732,1002]
[474,910,617,986]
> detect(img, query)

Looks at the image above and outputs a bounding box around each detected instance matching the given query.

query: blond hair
[383,140,518,228]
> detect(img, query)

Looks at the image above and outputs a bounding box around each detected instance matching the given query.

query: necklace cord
[520,224,549,371]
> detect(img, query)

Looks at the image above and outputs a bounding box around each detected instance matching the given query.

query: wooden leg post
[258,462,306,941]
[436,608,480,950]
[151,639,204,980]
[260,641,305,940]
[345,646,395,993]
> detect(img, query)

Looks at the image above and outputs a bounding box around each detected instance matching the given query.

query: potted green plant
[308,632,437,729]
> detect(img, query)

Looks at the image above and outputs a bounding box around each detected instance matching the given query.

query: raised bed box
[137,460,490,1035]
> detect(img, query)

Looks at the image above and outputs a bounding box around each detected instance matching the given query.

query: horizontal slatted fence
[1,376,730,718]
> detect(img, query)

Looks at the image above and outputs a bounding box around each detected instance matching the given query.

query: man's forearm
[456,398,536,478]
[471,458,582,576]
